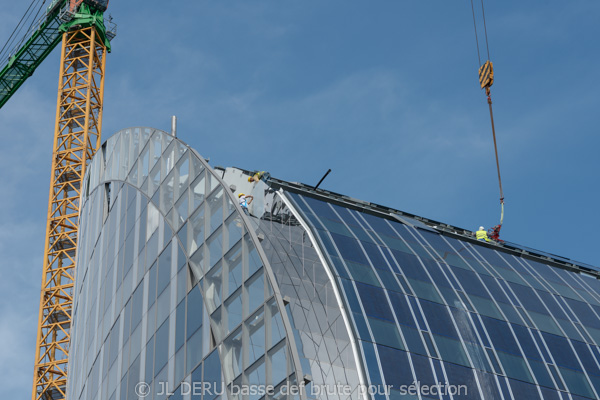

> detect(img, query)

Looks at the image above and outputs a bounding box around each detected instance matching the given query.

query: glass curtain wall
[286,191,600,400]
[68,128,300,400]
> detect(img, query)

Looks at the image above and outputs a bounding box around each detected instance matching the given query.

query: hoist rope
[480,0,491,60]
[472,0,505,229]
[487,91,504,207]
[470,0,482,66]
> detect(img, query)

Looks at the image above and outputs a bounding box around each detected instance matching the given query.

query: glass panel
[147,262,157,309]
[176,265,187,305]
[175,300,185,351]
[207,187,224,236]
[225,195,236,219]
[211,305,223,341]
[189,246,206,286]
[174,348,184,390]
[146,202,159,242]
[131,127,140,156]
[140,176,149,197]
[269,343,287,386]
[188,204,205,255]
[140,143,150,181]
[144,334,155,384]
[559,367,595,398]
[246,359,265,400]
[176,141,187,159]
[161,128,173,148]
[433,333,470,367]
[119,131,130,180]
[247,270,264,316]
[205,263,223,313]
[156,285,170,328]
[187,287,203,339]
[356,283,393,320]
[149,159,161,196]
[150,131,162,169]
[368,317,404,350]
[225,214,243,253]
[207,173,219,194]
[191,153,204,176]
[267,298,285,348]
[207,228,223,268]
[186,327,202,374]
[105,134,117,157]
[496,351,534,383]
[203,349,222,400]
[162,140,177,178]
[157,243,172,294]
[247,309,265,368]
[225,289,243,333]
[163,216,173,244]
[104,153,114,180]
[246,238,263,278]
[191,172,206,211]
[226,243,243,298]
[127,160,139,186]
[176,153,190,197]
[159,172,175,215]
[154,318,169,376]
[223,328,243,384]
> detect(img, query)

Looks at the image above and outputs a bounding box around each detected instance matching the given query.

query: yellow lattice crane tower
[0,1,115,399]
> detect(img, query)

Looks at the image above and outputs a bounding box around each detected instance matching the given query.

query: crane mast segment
[30,3,113,400]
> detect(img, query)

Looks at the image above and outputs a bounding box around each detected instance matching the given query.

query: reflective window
[225,289,243,333]
[223,328,243,384]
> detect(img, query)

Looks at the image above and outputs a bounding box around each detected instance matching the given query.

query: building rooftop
[217,166,599,279]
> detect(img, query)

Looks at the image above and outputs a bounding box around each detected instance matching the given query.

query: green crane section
[0,1,114,109]
[0,1,67,109]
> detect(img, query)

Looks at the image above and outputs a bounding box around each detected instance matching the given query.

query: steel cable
[0,0,48,67]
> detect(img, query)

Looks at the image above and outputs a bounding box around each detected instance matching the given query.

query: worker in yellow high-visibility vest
[476,226,491,242]
[248,170,271,183]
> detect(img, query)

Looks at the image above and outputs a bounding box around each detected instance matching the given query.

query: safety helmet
[479,226,485,231]
[238,193,245,198]
[248,177,253,182]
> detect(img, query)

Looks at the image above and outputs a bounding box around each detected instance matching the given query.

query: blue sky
[0,1,599,397]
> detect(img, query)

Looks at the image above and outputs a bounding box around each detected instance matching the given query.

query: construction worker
[476,226,491,242]
[248,171,271,183]
[238,193,253,216]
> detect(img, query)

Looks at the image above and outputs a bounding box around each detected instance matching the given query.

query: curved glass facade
[284,191,600,400]
[68,128,304,400]
[68,126,600,400]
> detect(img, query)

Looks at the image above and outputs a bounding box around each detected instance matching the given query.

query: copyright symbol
[135,382,150,397]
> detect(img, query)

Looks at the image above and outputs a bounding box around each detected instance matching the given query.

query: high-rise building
[68,127,600,400]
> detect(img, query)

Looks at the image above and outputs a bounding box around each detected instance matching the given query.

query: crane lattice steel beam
[0,2,65,109]
[32,20,107,400]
